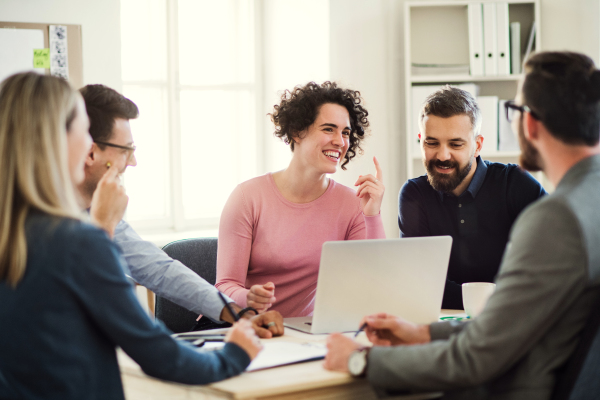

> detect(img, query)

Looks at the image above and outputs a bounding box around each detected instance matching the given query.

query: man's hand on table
[324,313,431,373]
[362,313,430,346]
[219,302,284,338]
[323,333,363,372]
[249,311,284,338]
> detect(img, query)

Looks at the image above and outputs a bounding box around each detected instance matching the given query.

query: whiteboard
[0,28,45,82]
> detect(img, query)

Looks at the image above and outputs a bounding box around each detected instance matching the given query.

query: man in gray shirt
[79,84,283,337]
[324,51,600,399]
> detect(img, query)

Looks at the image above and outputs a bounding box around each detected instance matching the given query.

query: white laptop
[284,236,452,334]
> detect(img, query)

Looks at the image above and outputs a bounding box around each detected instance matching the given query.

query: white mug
[462,282,496,318]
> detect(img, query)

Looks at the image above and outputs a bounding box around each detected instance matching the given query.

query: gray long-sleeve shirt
[114,220,231,320]
[367,155,600,400]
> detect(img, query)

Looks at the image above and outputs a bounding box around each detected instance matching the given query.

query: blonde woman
[0,72,261,400]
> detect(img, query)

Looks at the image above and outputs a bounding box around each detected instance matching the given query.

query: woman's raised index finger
[373,156,383,181]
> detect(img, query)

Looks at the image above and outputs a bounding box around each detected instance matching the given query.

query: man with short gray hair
[398,85,546,309]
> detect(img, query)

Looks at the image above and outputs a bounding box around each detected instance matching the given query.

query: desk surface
[119,311,464,400]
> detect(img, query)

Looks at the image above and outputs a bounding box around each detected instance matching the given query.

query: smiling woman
[215,81,387,318]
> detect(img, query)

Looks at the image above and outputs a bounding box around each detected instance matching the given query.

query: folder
[523,21,537,65]
[483,3,498,76]
[477,96,499,154]
[510,22,521,74]
[468,3,484,76]
[498,100,520,151]
[496,2,510,76]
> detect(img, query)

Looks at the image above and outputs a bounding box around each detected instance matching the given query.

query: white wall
[541,0,599,64]
[329,0,405,238]
[0,0,122,90]
[329,0,600,238]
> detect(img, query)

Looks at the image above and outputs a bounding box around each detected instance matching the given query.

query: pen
[218,291,239,322]
[354,322,367,338]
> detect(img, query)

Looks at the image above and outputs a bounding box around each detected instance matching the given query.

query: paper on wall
[49,25,69,80]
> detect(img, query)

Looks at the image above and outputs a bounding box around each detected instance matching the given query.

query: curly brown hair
[268,81,369,170]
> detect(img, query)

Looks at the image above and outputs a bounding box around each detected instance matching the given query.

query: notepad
[247,341,327,372]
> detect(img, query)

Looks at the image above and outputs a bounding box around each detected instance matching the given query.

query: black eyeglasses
[94,140,136,161]
[504,100,540,122]
[94,140,136,152]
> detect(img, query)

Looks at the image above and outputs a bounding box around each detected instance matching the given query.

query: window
[120,0,329,236]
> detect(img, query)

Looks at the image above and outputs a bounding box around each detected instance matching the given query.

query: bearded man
[398,86,546,309]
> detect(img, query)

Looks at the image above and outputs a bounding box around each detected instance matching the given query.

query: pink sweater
[215,173,386,317]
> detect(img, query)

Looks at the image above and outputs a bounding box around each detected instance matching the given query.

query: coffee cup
[462,282,496,318]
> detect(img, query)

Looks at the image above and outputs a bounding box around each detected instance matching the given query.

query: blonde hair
[0,72,81,287]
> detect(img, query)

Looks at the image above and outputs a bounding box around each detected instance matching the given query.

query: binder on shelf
[523,21,537,65]
[468,3,484,76]
[510,22,521,74]
[411,84,480,158]
[498,100,520,152]
[477,96,499,154]
[496,2,510,76]
[483,3,498,76]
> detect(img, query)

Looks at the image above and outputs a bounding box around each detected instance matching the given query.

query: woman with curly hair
[216,81,386,318]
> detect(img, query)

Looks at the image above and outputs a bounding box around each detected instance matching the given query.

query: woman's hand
[90,164,128,238]
[355,156,384,216]
[225,319,263,360]
[362,313,431,346]
[247,282,276,313]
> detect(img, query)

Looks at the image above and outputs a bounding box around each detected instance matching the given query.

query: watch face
[348,349,367,376]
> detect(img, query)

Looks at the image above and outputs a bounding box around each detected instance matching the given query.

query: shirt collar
[464,156,487,198]
[435,156,487,201]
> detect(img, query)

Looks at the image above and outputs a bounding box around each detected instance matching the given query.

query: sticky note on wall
[33,49,50,69]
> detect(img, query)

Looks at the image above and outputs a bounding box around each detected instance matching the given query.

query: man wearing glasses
[398,86,546,310]
[78,84,283,337]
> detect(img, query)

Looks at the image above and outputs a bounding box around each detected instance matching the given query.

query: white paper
[0,28,45,82]
[247,341,326,372]
[49,25,69,79]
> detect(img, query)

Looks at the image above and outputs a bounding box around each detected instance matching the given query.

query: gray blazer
[367,155,600,400]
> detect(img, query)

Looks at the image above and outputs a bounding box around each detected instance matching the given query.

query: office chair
[551,289,600,400]
[156,237,219,333]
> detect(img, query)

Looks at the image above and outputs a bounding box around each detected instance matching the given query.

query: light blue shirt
[113,220,231,321]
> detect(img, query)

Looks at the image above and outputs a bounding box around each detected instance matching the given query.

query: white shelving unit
[404,0,541,179]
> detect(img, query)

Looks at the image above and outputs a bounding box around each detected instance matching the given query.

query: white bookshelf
[404,0,541,179]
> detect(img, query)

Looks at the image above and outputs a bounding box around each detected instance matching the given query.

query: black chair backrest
[552,289,600,400]
[156,238,218,333]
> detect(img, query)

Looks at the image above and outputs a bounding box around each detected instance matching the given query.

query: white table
[119,311,465,399]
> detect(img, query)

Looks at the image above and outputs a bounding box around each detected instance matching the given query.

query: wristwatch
[348,347,369,377]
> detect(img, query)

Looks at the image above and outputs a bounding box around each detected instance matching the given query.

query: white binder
[483,3,498,76]
[468,3,485,76]
[478,96,499,154]
[498,100,520,151]
[510,22,521,74]
[496,2,510,76]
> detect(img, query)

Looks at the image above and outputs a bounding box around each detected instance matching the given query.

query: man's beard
[518,115,543,172]
[424,157,473,193]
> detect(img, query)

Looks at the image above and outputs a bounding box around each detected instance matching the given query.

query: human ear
[85,143,97,167]
[474,134,484,157]
[523,112,538,141]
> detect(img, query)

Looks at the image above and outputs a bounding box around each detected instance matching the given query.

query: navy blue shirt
[398,157,547,309]
[0,212,250,400]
